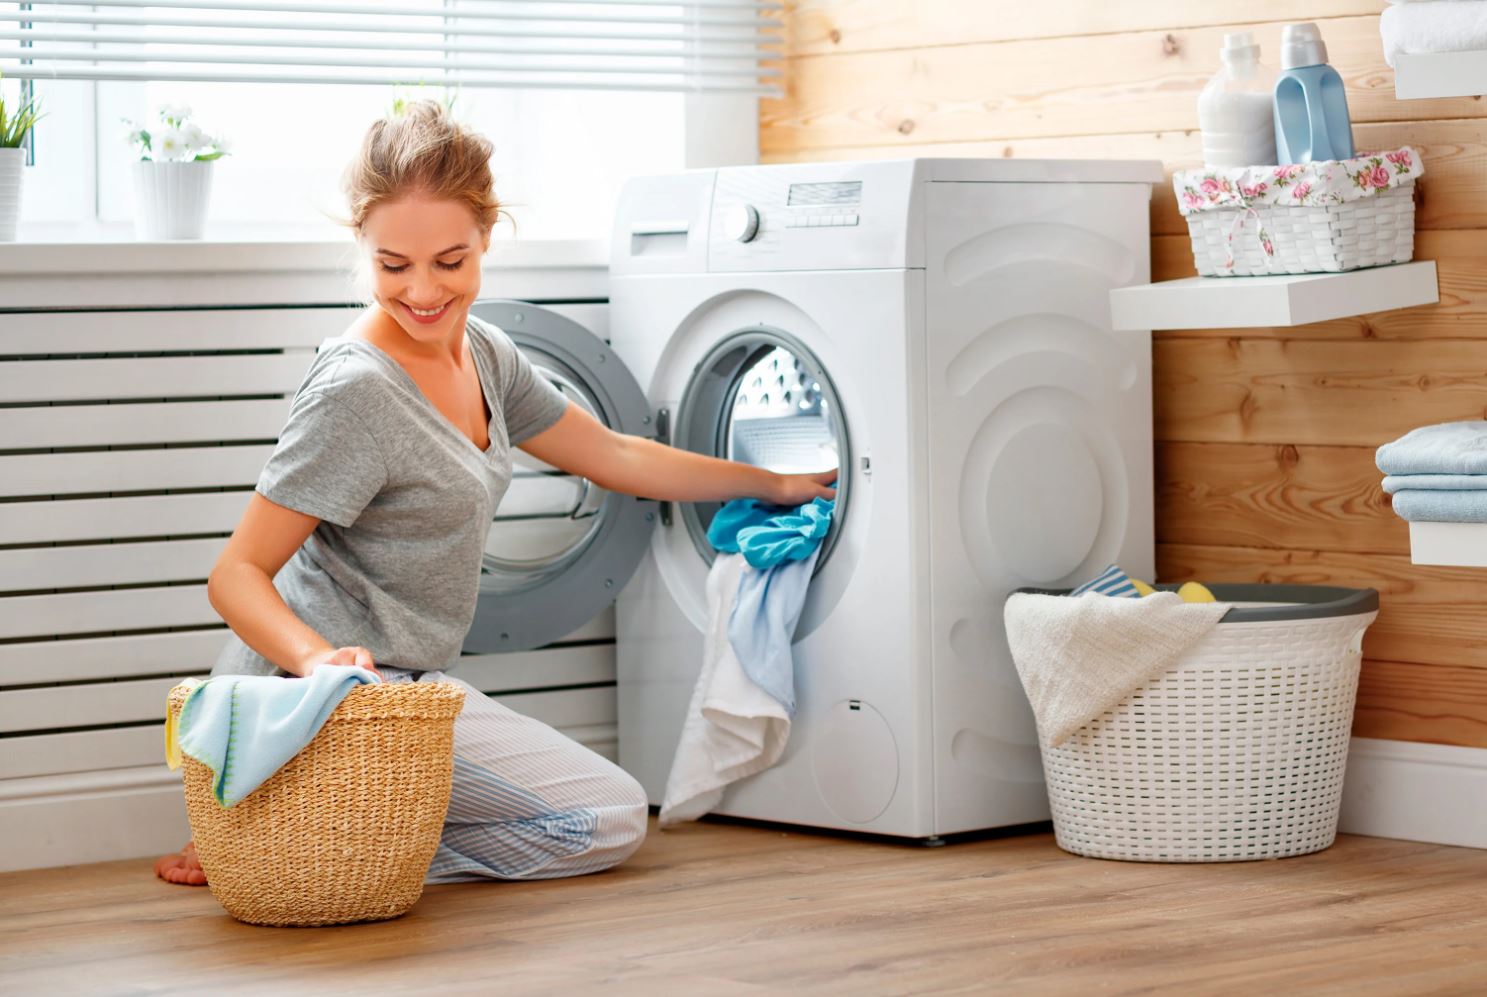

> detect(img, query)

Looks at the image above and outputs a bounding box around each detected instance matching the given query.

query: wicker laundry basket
[1032,584,1378,863]
[168,681,465,926]
[1174,147,1422,276]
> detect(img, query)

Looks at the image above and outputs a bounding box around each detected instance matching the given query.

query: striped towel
[1070,564,1141,598]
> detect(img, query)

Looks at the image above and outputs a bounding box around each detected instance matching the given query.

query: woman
[156,102,835,886]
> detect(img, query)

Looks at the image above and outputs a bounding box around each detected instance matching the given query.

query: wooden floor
[5,821,1487,995]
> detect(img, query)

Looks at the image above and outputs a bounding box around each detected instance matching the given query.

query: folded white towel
[659,553,791,825]
[1381,1,1487,67]
[1004,591,1229,747]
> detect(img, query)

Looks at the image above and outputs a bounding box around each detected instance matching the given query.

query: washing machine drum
[672,325,850,571]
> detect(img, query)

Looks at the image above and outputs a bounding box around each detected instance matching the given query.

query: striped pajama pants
[383,668,649,884]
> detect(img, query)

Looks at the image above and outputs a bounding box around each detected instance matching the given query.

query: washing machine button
[724,203,762,243]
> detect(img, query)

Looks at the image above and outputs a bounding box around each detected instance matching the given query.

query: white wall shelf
[1109,261,1439,331]
[1395,51,1487,100]
[1409,522,1487,567]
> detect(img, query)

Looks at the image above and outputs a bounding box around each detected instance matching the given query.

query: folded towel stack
[1376,421,1487,522]
[1380,0,1487,68]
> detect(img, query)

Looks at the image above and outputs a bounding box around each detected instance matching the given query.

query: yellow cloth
[163,678,201,770]
[1128,577,1215,602]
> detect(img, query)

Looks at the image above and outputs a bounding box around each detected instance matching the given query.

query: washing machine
[466,158,1162,840]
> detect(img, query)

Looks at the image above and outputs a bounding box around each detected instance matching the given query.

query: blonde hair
[340,100,503,236]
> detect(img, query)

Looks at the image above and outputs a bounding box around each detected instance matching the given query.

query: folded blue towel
[708,495,835,569]
[1377,421,1487,476]
[1389,489,1487,523]
[1382,473,1487,494]
[172,665,379,807]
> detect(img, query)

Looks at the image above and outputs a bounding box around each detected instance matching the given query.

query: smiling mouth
[402,300,451,320]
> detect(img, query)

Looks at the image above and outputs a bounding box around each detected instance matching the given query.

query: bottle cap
[1279,22,1329,70]
[1221,31,1260,65]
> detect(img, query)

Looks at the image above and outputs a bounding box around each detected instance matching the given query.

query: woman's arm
[207,494,379,678]
[518,403,837,506]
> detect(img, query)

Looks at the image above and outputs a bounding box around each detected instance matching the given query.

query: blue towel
[172,665,379,807]
[1382,473,1487,494]
[708,494,836,713]
[1377,421,1487,476]
[708,496,835,569]
[1070,564,1141,598]
[1389,489,1487,523]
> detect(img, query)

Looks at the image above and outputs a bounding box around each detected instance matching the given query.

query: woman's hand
[768,469,838,507]
[296,646,382,681]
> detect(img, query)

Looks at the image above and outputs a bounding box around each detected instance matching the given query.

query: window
[3,0,771,241]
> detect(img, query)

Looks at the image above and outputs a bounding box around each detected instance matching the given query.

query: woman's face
[359,194,490,347]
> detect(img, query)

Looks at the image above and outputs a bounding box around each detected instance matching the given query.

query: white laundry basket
[1034,584,1378,863]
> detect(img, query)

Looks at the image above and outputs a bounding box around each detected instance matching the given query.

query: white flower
[160,103,192,122]
[155,128,188,161]
[182,123,206,153]
[126,127,146,147]
[209,134,231,156]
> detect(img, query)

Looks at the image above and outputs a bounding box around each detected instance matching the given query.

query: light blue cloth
[708,494,836,714]
[1382,473,1487,494]
[727,547,821,717]
[1388,489,1487,523]
[176,665,379,807]
[1070,564,1140,598]
[1376,421,1487,476]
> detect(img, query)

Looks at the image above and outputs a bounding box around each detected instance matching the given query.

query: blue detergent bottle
[1273,22,1355,164]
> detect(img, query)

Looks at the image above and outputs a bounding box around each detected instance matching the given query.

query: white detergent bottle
[1197,32,1278,168]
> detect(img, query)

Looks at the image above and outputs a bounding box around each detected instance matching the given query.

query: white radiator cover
[0,251,614,872]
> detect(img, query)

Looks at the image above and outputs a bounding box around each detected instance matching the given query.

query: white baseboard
[0,725,619,873]
[0,765,190,873]
[1339,736,1487,849]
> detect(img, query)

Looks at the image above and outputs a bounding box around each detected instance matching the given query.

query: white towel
[659,553,791,825]
[1381,1,1487,67]
[1004,591,1229,747]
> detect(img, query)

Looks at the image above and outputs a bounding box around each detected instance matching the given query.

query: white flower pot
[0,147,24,243]
[133,160,215,240]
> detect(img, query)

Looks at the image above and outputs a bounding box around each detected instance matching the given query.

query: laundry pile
[1005,565,1229,747]
[659,494,834,825]
[166,665,380,806]
[1380,0,1487,67]
[1377,420,1487,523]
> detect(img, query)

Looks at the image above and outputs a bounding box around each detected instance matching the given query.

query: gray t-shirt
[212,315,569,677]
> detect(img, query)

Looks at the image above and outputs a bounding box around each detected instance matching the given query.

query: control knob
[723,203,761,243]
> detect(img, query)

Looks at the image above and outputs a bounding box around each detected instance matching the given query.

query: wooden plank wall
[763,1,1487,749]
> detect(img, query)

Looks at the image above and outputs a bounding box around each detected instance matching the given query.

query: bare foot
[154,841,207,886]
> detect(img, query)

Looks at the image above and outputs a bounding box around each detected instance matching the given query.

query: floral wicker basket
[1174,146,1422,276]
[167,681,465,927]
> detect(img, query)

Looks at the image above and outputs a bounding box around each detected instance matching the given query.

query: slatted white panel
[0,398,292,449]
[0,538,228,592]
[0,353,313,403]
[1,300,622,872]
[0,444,273,497]
[0,492,252,545]
[0,308,355,354]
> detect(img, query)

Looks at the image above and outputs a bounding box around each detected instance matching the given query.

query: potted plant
[0,72,44,242]
[125,105,230,240]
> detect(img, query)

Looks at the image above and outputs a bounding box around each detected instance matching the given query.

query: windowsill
[1,229,609,276]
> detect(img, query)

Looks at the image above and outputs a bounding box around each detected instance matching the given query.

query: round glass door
[674,326,849,569]
[464,300,655,654]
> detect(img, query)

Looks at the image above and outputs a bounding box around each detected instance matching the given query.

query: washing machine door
[464,299,657,653]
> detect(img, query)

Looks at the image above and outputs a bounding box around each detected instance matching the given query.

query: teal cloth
[1388,489,1487,523]
[176,665,379,807]
[1376,421,1487,476]
[707,496,835,569]
[1382,474,1487,494]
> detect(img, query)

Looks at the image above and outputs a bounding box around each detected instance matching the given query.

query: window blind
[0,0,781,94]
